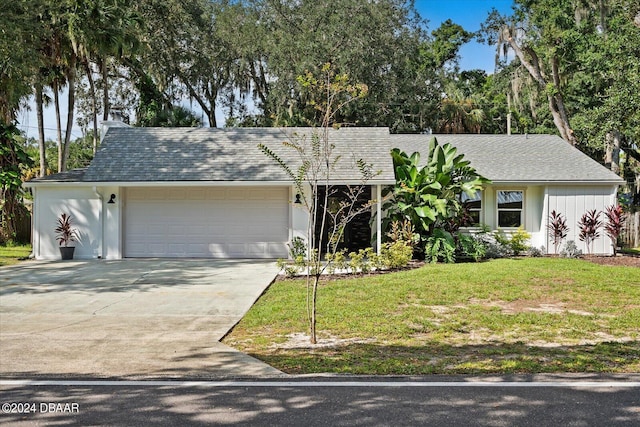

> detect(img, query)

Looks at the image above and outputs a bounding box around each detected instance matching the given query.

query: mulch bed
[275,256,639,283]
[582,253,640,267]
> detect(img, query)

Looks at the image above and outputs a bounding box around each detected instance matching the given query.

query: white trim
[24,179,396,188]
[496,189,525,229]
[92,186,104,259]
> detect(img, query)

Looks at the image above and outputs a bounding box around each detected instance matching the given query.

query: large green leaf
[414,206,436,220]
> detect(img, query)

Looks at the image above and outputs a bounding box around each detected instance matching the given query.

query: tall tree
[254,0,438,132]
[480,1,579,145]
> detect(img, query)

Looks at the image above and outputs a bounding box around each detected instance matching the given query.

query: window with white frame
[497,190,523,228]
[461,191,482,226]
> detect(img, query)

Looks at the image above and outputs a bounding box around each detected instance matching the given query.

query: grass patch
[224,257,640,374]
[620,247,640,256]
[0,243,31,267]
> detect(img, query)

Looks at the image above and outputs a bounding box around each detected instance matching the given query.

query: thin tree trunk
[102,59,109,121]
[53,80,63,173]
[311,276,318,344]
[84,60,99,153]
[61,58,77,173]
[183,80,216,127]
[35,83,47,177]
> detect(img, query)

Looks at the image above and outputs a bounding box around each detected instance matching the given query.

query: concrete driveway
[0,259,283,379]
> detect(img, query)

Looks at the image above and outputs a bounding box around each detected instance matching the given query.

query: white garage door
[125,187,289,258]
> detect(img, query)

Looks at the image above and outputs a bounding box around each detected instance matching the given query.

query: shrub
[474,230,510,259]
[560,240,583,258]
[348,250,366,274]
[492,229,511,250]
[385,220,415,246]
[287,236,307,259]
[578,210,602,254]
[277,258,303,277]
[604,205,625,255]
[325,249,348,274]
[529,246,545,257]
[379,241,413,269]
[547,210,569,254]
[456,233,486,262]
[424,228,456,263]
[509,227,531,256]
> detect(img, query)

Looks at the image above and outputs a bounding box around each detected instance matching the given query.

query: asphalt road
[1,377,639,426]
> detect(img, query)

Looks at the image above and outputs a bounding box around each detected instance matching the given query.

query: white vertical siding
[547,186,618,255]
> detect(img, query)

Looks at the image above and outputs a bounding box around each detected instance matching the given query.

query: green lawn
[224,257,640,375]
[0,244,32,267]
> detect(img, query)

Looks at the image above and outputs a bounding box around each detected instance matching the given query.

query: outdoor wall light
[294,194,302,204]
[107,194,116,204]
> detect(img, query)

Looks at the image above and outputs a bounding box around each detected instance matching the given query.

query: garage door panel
[125,187,288,258]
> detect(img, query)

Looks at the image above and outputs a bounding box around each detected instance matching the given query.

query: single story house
[24,125,624,259]
[392,134,624,254]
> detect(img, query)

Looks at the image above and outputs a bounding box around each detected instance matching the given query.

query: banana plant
[384,137,490,245]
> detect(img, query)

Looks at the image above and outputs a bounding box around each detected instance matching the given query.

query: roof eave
[24,179,396,188]
[487,179,624,186]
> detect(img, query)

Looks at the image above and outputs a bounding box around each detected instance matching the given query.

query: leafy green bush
[277,237,309,277]
[456,233,486,262]
[560,240,583,258]
[379,241,413,269]
[424,229,456,263]
[528,246,545,257]
[287,236,307,259]
[325,249,348,274]
[509,227,531,256]
[348,250,366,273]
[475,230,510,259]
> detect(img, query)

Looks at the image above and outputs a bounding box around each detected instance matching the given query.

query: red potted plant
[55,213,79,260]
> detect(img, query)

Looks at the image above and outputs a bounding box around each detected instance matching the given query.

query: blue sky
[20,1,516,139]
[415,0,515,72]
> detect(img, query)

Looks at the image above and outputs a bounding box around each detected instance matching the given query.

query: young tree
[480,1,578,145]
[259,64,370,344]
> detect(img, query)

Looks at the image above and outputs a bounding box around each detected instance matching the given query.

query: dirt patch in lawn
[582,254,640,267]
[274,332,376,349]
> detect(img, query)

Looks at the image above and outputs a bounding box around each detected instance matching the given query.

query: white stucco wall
[31,187,102,260]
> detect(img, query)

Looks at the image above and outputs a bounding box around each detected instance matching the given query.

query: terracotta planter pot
[59,246,75,260]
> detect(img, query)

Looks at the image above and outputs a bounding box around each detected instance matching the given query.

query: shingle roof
[28,168,87,182]
[26,129,624,185]
[81,127,394,183]
[390,134,624,183]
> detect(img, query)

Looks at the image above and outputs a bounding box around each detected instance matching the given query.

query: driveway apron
[0,259,283,378]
